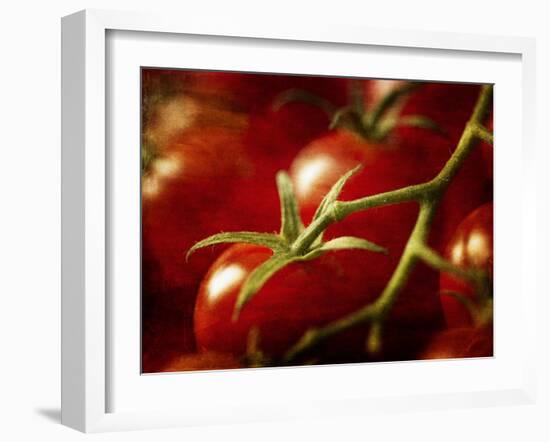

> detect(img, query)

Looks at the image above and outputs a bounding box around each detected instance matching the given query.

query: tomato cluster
[141,70,493,372]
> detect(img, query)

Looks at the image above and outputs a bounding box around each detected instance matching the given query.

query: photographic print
[141,69,493,373]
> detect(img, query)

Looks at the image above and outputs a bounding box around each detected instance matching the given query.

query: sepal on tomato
[312,165,361,225]
[276,171,304,243]
[186,232,288,260]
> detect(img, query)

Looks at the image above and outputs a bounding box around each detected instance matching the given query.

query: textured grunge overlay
[141,69,493,373]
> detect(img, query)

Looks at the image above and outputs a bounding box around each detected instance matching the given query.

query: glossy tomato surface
[194,244,364,360]
[439,202,493,328]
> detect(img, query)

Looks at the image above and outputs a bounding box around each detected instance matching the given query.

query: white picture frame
[61,9,537,433]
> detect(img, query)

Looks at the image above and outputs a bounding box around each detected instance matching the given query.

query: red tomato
[194,241,441,363]
[439,203,493,328]
[142,126,252,289]
[194,244,363,360]
[141,126,252,372]
[289,130,431,220]
[420,325,493,359]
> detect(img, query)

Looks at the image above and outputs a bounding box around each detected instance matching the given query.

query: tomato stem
[284,84,493,363]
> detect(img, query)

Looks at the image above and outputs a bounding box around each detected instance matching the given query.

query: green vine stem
[283,84,493,363]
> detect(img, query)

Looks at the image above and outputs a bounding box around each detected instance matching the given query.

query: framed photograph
[61,9,537,433]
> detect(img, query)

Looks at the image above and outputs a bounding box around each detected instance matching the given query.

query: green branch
[283,84,493,363]
[187,84,493,365]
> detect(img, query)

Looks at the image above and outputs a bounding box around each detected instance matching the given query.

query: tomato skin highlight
[439,203,493,328]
